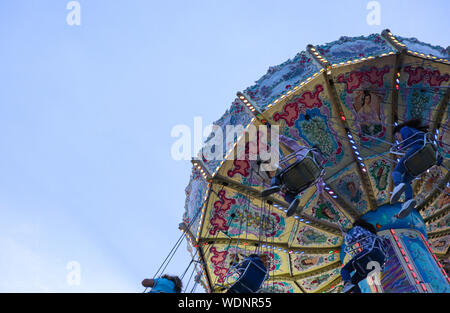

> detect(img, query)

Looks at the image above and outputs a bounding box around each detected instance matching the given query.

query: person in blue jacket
[142,274,182,293]
[390,119,442,219]
[341,219,387,293]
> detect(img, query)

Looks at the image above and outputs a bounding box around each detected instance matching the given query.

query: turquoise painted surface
[362,203,428,238]
[400,232,450,293]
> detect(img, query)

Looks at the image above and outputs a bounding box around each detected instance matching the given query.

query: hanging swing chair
[390,132,443,178]
[261,146,325,198]
[223,254,269,293]
[343,232,390,277]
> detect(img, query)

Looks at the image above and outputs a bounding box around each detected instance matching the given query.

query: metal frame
[344,236,389,268]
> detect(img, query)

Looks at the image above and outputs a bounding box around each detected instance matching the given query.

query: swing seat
[261,148,324,198]
[352,237,388,274]
[404,143,438,177]
[390,132,441,178]
[279,153,324,195]
[345,235,388,276]
[226,257,268,293]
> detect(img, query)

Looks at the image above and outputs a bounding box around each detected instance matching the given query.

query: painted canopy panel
[259,280,301,293]
[426,211,450,234]
[262,75,354,180]
[332,56,396,158]
[396,36,450,59]
[302,192,353,230]
[200,99,253,175]
[365,155,394,206]
[243,52,320,111]
[327,163,371,216]
[421,188,449,220]
[291,252,340,275]
[204,243,290,289]
[437,109,449,160]
[428,234,450,255]
[296,267,341,293]
[314,34,395,65]
[415,165,448,205]
[200,184,294,244]
[290,222,342,249]
[397,55,449,123]
[183,169,209,235]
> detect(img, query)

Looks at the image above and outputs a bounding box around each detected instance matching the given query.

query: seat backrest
[228,258,268,293]
[352,238,388,275]
[404,143,437,177]
[280,157,321,193]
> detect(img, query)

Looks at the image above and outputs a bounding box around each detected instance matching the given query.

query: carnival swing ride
[162,30,450,293]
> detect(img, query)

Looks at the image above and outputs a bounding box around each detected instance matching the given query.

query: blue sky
[0,0,448,292]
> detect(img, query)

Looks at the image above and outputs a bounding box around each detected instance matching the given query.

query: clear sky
[0,0,448,292]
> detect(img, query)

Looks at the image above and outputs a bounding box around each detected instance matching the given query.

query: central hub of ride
[340,203,450,293]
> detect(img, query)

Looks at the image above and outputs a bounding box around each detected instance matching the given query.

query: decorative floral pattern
[259,281,296,293]
[335,172,369,214]
[305,193,352,229]
[208,245,285,284]
[244,52,320,110]
[183,169,208,234]
[208,189,286,239]
[404,66,449,87]
[293,253,337,272]
[396,35,450,59]
[299,268,340,292]
[201,100,253,173]
[399,65,448,122]
[315,34,393,64]
[428,234,450,254]
[295,225,341,247]
[209,189,236,236]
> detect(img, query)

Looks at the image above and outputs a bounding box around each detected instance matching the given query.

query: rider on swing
[263,135,325,217]
[341,219,387,293]
[390,119,443,219]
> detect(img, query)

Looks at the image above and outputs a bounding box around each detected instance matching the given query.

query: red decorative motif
[209,190,236,236]
[210,246,228,265]
[297,85,324,109]
[404,66,449,87]
[337,66,390,93]
[273,102,299,127]
[266,212,282,238]
[213,266,228,284]
[209,247,230,284]
[227,160,250,178]
[273,85,324,126]
[227,129,270,178]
